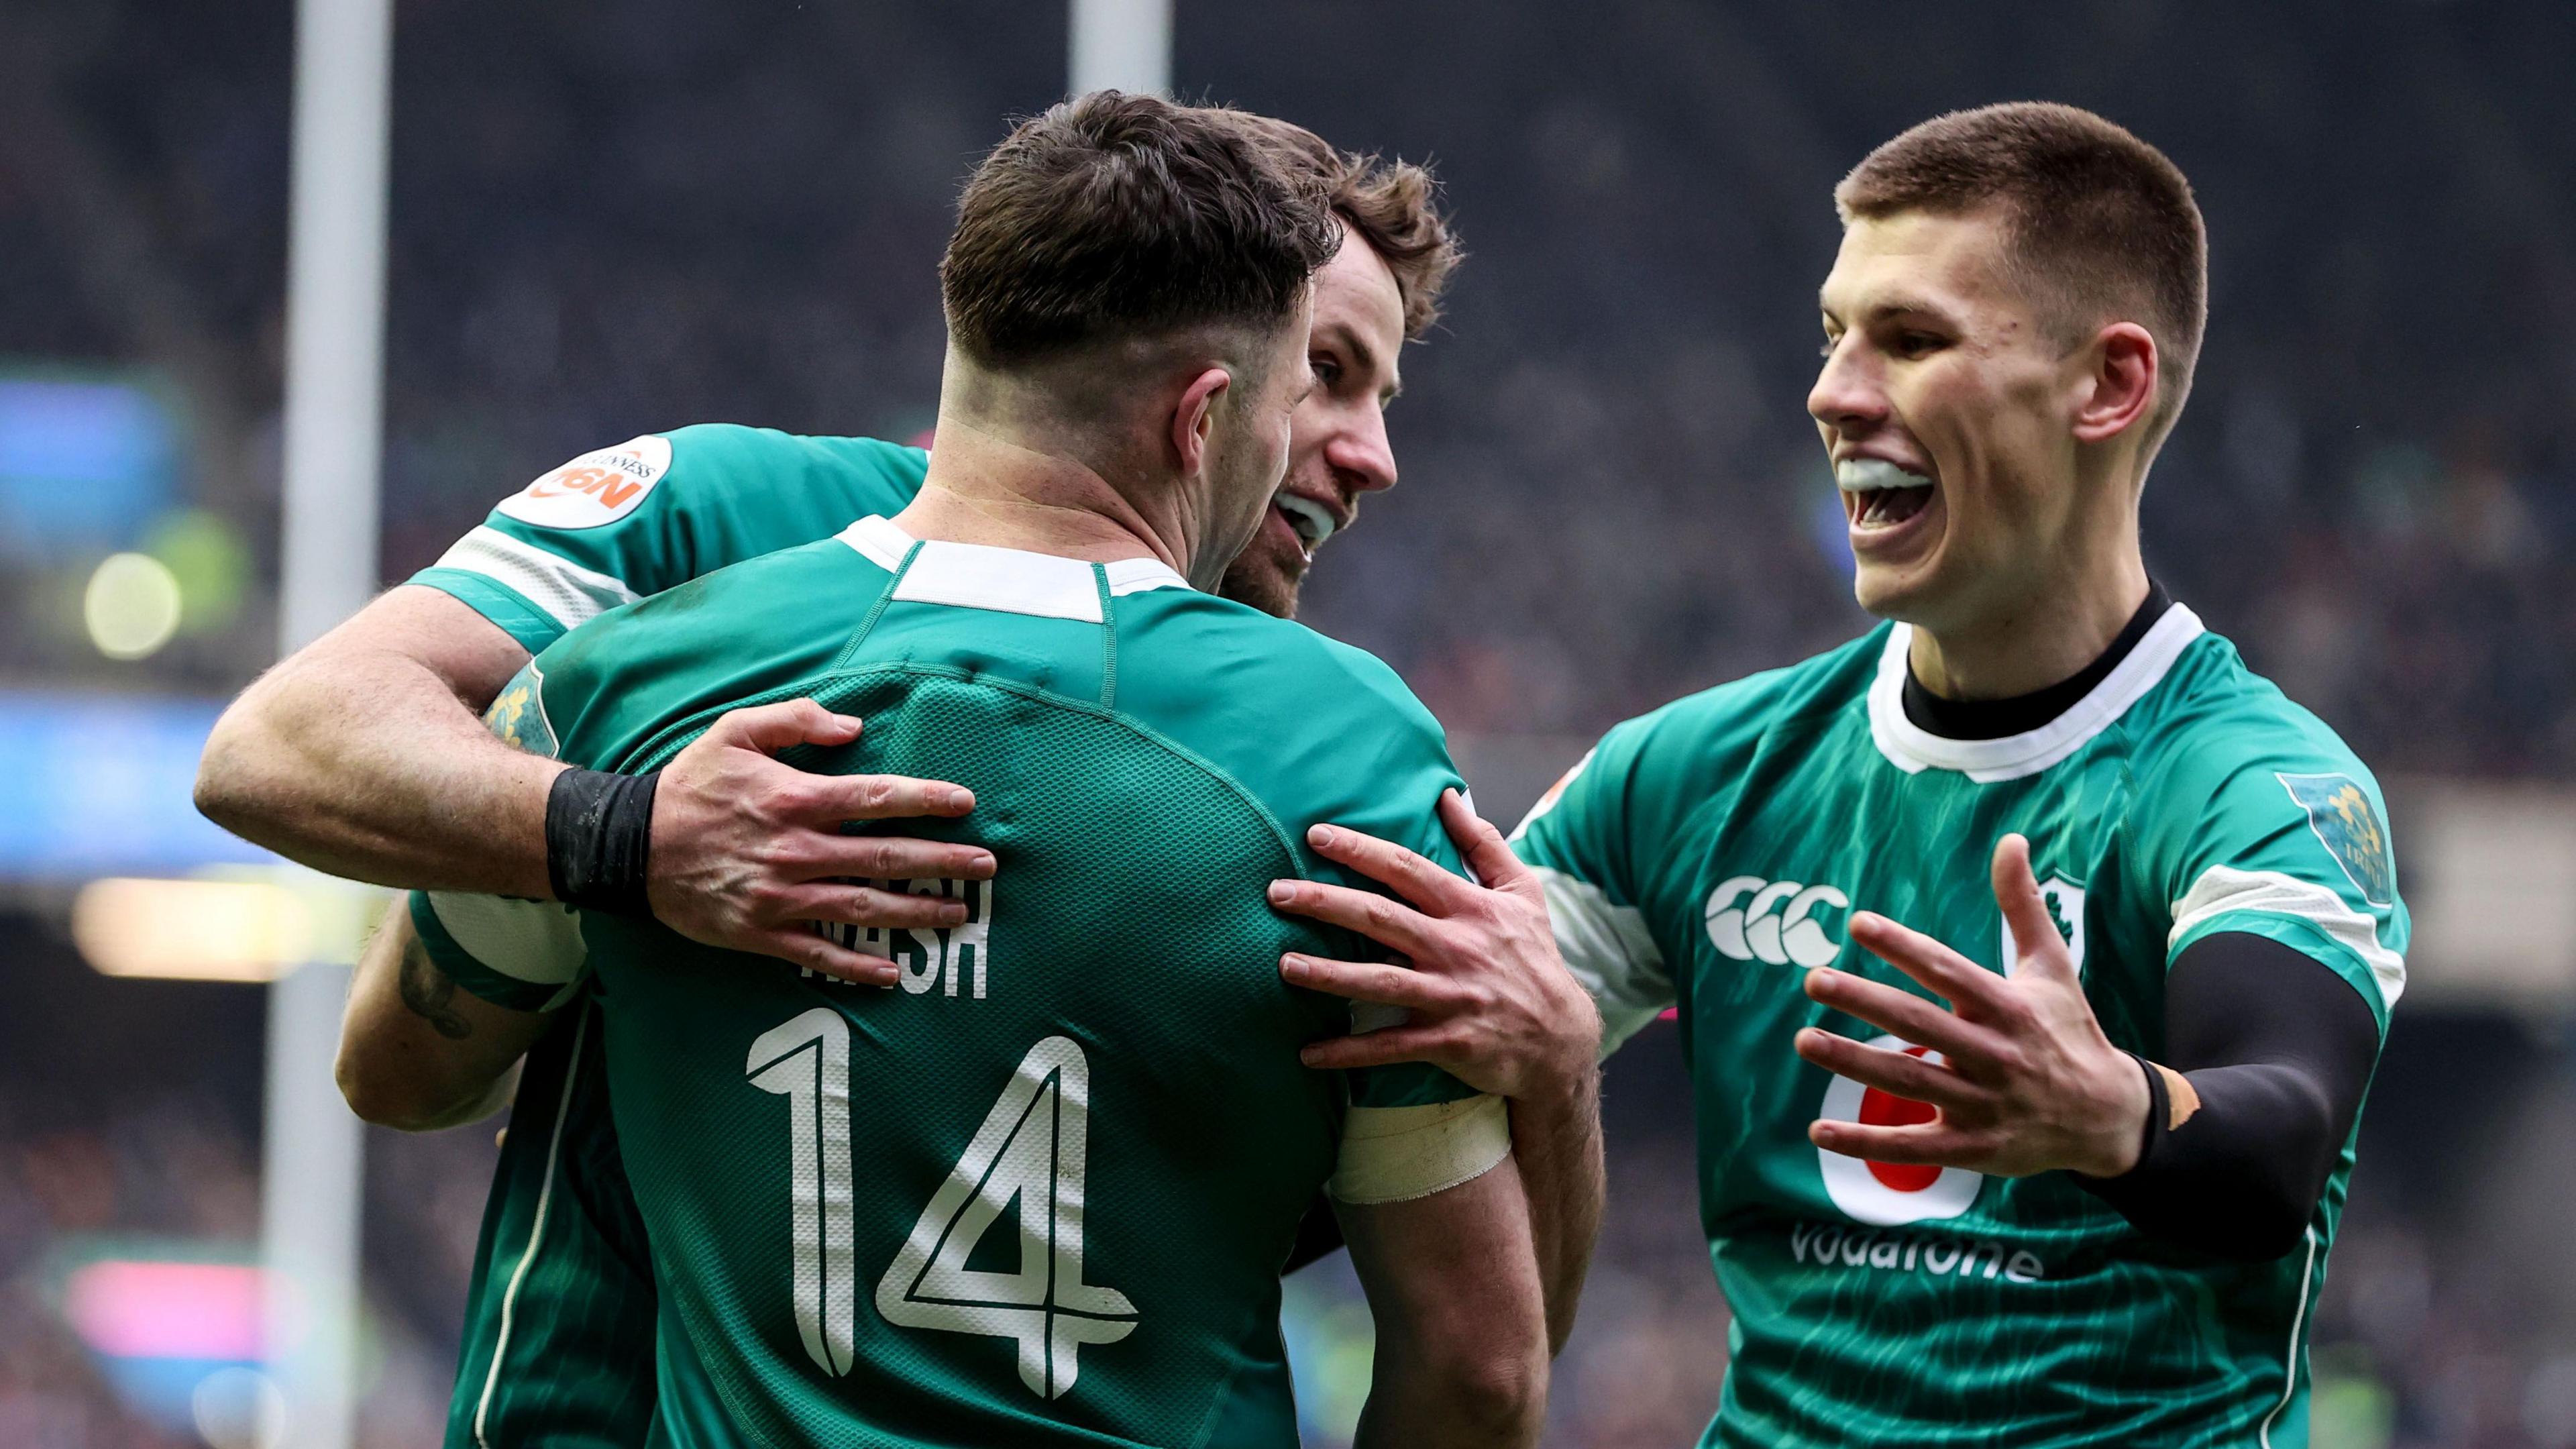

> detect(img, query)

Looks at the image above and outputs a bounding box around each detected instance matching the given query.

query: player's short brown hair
[1837,102,2208,444]
[941,91,1342,367]
[1241,117,1462,339]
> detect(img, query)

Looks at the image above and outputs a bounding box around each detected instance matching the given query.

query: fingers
[700,698,863,755]
[1807,1118,1986,1168]
[1792,1028,1986,1113]
[1267,877,1442,959]
[1280,953,1450,1010]
[1438,789,1538,897]
[1303,822,1471,914]
[793,832,996,884]
[744,928,899,988]
[777,881,971,932]
[1297,1025,1449,1072]
[1990,834,2070,979]
[792,772,977,824]
[1845,910,2006,1012]
[1802,969,1997,1063]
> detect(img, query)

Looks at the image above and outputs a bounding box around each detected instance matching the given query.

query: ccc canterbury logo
[1705,875,1848,968]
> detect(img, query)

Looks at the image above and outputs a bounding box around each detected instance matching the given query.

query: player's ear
[1171,366,1232,478]
[2071,322,2157,445]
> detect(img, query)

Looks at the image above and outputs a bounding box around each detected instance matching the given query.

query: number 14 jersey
[411,518,1498,1448]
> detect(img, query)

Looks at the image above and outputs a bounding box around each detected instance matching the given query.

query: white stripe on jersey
[433,525,642,633]
[1531,865,1673,1057]
[425,891,590,1003]
[2168,865,2406,1008]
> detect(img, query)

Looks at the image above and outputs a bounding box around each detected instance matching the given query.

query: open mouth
[1837,458,1936,531]
[1272,492,1339,557]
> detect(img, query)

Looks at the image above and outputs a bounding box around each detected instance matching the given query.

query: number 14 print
[746,1011,1139,1399]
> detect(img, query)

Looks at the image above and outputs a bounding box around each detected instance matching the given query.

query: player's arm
[337,906,553,1131]
[1796,835,2387,1256]
[197,585,557,896]
[195,595,990,975]
[1335,1110,1548,1447]
[2067,930,2379,1258]
[1272,791,1605,1353]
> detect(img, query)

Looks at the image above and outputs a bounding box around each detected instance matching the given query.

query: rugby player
[195,107,1603,1444]
[1272,103,2402,1446]
[364,91,1552,1446]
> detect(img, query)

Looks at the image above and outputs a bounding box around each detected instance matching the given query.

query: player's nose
[1326,410,1397,498]
[1808,345,1888,435]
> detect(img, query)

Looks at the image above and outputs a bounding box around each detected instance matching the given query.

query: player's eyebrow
[1323,323,1401,404]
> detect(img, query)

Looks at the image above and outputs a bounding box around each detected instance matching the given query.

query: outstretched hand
[647,699,997,987]
[1266,790,1600,1099]
[1794,834,2151,1181]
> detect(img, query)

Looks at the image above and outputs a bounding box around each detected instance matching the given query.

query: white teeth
[1273,493,1337,552]
[1836,458,1935,493]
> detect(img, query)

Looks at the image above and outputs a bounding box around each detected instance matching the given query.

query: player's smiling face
[1811,209,2087,631]
[1218,231,1406,619]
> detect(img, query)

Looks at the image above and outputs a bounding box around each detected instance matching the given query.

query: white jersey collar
[1866,604,2207,782]
[834,515,1190,623]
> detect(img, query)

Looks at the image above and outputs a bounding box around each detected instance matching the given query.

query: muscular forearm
[197,587,559,897]
[1509,1066,1604,1354]
[337,909,551,1130]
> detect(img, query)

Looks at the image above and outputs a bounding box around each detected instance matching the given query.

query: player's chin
[1216,530,1309,620]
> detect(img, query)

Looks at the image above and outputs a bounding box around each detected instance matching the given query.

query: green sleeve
[406,425,928,653]
[2135,729,2410,1031]
[1510,718,1676,1055]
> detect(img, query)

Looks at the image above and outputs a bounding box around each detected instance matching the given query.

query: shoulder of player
[531,536,893,767]
[1114,591,1457,829]
[656,423,928,494]
[1129,590,1445,745]
[1594,625,1887,787]
[2116,627,2386,833]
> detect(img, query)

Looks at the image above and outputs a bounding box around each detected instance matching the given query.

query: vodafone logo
[1705,875,1847,968]
[495,435,673,530]
[1816,1034,1983,1225]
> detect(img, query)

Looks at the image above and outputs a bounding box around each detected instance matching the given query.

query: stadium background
[1,1,2572,1444]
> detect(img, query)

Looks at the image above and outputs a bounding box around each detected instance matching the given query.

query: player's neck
[902,418,1197,579]
[1908,543,2151,702]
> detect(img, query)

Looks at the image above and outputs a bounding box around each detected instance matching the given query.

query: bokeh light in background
[84,553,184,659]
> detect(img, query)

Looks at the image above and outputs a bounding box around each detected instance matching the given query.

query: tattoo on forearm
[398,936,474,1040]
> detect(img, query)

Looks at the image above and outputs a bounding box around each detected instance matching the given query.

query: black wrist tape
[545,767,659,916]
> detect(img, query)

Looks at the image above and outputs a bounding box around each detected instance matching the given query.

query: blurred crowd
[3,0,2575,1444]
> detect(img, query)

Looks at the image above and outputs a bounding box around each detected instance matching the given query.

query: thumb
[1992,834,2072,981]
[700,698,862,757]
[1440,788,1534,896]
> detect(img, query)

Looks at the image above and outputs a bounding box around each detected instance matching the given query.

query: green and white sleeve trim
[430,525,641,638]
[2167,864,2405,1012]
[1532,865,1674,1057]
[409,890,590,1013]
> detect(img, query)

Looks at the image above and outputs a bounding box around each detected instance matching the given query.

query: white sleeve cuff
[1328,1094,1512,1205]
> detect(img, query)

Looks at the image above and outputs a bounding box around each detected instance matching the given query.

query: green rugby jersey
[409,425,931,1448]
[1515,606,2407,1448]
[412,517,1498,1447]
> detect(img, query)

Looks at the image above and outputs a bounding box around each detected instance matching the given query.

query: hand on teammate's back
[1269,790,1602,1099]
[1793,834,2154,1181]
[647,698,998,986]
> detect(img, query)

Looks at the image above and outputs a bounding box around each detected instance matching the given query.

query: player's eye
[1311,356,1344,389]
[1894,331,1945,359]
